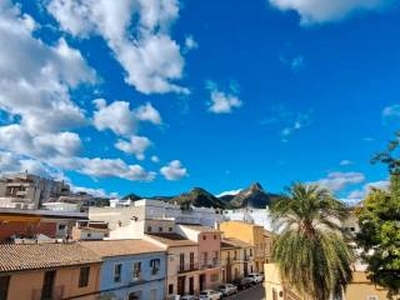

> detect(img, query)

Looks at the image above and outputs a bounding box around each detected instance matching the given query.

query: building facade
[0,243,102,300]
[82,240,166,300]
[219,220,266,273]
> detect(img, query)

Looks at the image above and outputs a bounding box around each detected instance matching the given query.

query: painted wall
[99,252,166,300]
[5,264,101,300]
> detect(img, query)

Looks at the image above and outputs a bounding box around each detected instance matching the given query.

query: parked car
[245,273,264,284]
[232,277,253,290]
[180,295,198,300]
[218,283,238,296]
[199,289,222,300]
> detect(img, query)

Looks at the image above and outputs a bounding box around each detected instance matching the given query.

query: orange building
[0,243,102,300]
[219,221,266,273]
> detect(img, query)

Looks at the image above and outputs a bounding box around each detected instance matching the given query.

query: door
[244,263,248,276]
[177,276,186,295]
[199,274,206,291]
[226,265,232,282]
[41,270,56,300]
[189,277,194,295]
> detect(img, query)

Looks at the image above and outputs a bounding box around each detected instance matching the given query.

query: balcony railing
[200,259,220,270]
[178,262,199,273]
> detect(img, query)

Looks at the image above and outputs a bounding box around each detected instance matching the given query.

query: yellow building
[264,263,390,300]
[220,237,255,283]
[263,229,274,263]
[219,221,266,273]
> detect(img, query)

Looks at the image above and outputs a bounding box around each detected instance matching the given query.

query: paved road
[226,283,265,300]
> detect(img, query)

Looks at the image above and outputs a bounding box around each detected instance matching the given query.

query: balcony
[178,262,199,273]
[200,259,220,270]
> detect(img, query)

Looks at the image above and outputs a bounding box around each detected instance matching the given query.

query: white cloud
[46,0,189,94]
[217,188,242,198]
[268,0,393,25]
[206,81,243,114]
[344,180,389,203]
[93,99,162,136]
[134,102,162,125]
[151,155,160,163]
[311,171,365,192]
[382,104,400,124]
[160,160,188,180]
[260,104,312,142]
[72,185,117,198]
[0,1,95,135]
[184,35,198,52]
[115,135,152,160]
[76,157,156,182]
[339,160,353,166]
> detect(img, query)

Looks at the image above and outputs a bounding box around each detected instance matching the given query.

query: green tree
[356,133,400,298]
[271,183,353,300]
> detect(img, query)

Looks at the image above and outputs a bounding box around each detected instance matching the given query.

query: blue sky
[0,0,399,201]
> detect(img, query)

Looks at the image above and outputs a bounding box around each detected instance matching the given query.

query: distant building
[219,220,267,273]
[82,239,167,300]
[0,243,102,300]
[71,220,109,241]
[0,207,88,242]
[220,237,255,282]
[0,172,71,209]
[90,199,224,230]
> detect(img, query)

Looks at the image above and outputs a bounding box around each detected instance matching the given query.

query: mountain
[122,193,142,201]
[227,182,279,209]
[170,187,227,209]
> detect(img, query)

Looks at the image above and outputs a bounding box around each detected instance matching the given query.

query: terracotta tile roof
[146,233,197,247]
[81,239,165,257]
[179,224,222,233]
[223,237,253,248]
[0,243,102,272]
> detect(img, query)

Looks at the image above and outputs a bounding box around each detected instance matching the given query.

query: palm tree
[270,183,353,300]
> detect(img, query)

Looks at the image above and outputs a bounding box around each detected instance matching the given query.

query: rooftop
[146,233,197,247]
[0,243,101,272]
[81,239,164,257]
[179,224,221,233]
[223,237,253,248]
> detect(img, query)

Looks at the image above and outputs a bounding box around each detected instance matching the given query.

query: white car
[180,295,198,300]
[218,283,238,296]
[246,273,264,284]
[199,289,222,300]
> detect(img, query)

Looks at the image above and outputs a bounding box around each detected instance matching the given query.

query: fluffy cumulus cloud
[280,54,305,72]
[311,171,365,192]
[206,81,243,114]
[339,159,353,166]
[268,0,393,25]
[160,160,188,180]
[93,99,162,136]
[115,135,152,160]
[46,0,189,94]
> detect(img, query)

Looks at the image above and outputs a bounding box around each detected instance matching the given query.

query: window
[58,224,66,230]
[150,259,160,275]
[202,235,206,240]
[249,249,253,256]
[87,232,91,238]
[168,284,174,294]
[133,262,141,280]
[169,227,173,232]
[368,296,379,300]
[0,276,10,300]
[114,264,122,282]
[214,235,217,240]
[147,226,152,232]
[79,267,90,288]
[203,252,208,266]
[159,227,163,232]
[190,252,195,270]
[180,253,185,272]
[42,270,56,300]
[129,291,142,300]
[234,250,237,260]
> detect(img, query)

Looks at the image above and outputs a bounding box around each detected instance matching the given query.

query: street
[226,283,265,300]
